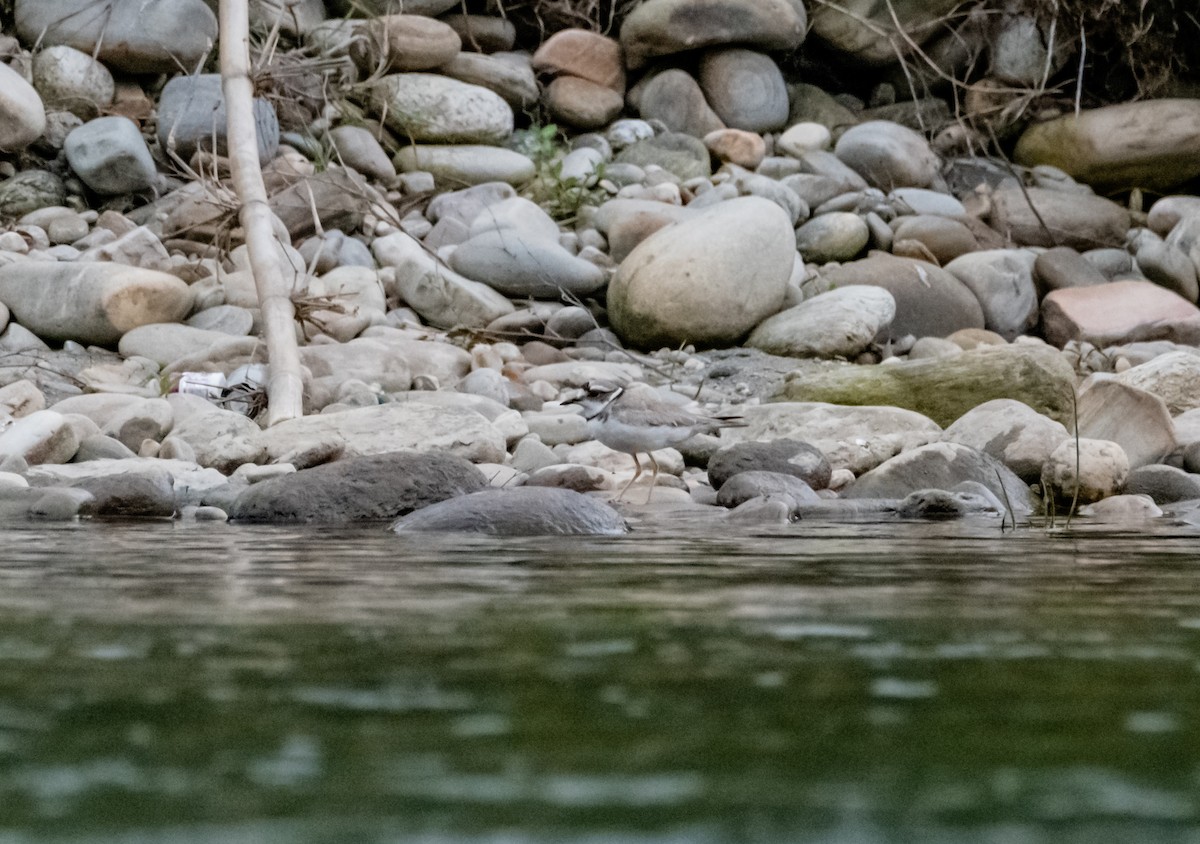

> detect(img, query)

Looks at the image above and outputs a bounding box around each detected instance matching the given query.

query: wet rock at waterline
[842,442,1038,515]
[230,452,487,524]
[392,487,628,536]
[1042,438,1130,505]
[941,399,1070,484]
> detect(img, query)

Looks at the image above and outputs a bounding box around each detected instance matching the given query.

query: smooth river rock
[987,187,1131,251]
[607,196,794,350]
[0,61,46,153]
[0,263,192,346]
[776,344,1077,427]
[817,253,985,340]
[726,402,942,476]
[834,120,942,189]
[747,285,895,359]
[261,402,508,464]
[370,74,513,144]
[230,451,486,523]
[392,487,628,536]
[372,230,515,329]
[941,398,1070,482]
[394,145,536,186]
[15,0,219,73]
[64,116,158,195]
[698,48,788,133]
[808,0,963,65]
[842,441,1037,514]
[1014,100,1200,193]
[618,0,807,69]
[1041,281,1200,347]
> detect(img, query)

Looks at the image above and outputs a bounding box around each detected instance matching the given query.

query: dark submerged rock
[715,470,820,510]
[392,487,628,536]
[74,470,176,518]
[230,451,486,524]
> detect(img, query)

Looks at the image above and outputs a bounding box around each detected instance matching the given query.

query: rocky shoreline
[0,0,1199,534]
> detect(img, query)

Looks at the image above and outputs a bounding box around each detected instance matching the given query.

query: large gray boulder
[834,120,942,189]
[707,439,832,490]
[607,196,793,350]
[1076,378,1176,470]
[230,452,486,523]
[943,249,1039,341]
[808,0,962,65]
[392,487,628,536]
[698,48,788,133]
[372,230,514,329]
[987,187,1131,251]
[31,45,115,120]
[64,116,158,195]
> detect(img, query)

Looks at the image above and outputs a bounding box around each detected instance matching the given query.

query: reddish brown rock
[543,77,624,130]
[1041,280,1200,347]
[703,129,766,169]
[532,29,625,92]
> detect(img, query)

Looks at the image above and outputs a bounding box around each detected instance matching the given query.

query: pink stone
[1041,280,1200,347]
[532,29,625,92]
[703,129,766,169]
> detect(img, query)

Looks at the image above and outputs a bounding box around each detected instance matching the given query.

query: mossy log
[774,344,1077,428]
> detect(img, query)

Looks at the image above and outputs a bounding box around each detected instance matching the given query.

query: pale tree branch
[219,0,304,425]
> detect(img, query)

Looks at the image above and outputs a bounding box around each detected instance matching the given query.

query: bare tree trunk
[218,0,304,425]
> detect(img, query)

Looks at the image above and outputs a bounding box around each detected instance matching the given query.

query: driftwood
[218,0,304,425]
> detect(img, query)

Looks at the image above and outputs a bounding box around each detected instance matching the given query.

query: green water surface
[1,518,1199,843]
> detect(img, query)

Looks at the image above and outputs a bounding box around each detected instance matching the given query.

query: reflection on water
[1,516,1200,842]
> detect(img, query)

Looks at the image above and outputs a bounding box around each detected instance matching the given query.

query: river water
[1,513,1200,843]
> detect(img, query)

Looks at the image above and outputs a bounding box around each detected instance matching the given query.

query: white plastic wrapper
[177,372,226,400]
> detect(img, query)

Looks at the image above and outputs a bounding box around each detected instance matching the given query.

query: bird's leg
[617,452,643,501]
[645,451,661,504]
